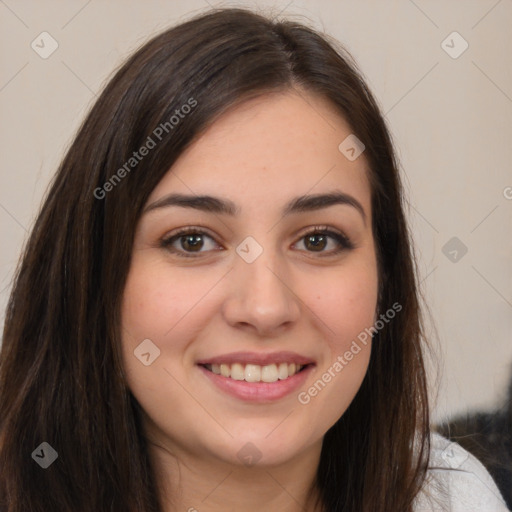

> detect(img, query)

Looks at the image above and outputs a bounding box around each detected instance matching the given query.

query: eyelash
[160,225,354,259]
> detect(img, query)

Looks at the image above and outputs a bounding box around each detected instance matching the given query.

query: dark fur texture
[435,371,512,509]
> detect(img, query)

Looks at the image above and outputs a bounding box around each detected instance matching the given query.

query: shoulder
[414,431,510,511]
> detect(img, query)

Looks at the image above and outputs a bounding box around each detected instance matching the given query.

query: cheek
[119,260,206,432]
[301,258,378,414]
[120,258,212,346]
[119,256,229,408]
[318,258,379,350]
[119,259,198,399]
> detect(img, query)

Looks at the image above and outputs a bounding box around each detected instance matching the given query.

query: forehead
[148,89,371,215]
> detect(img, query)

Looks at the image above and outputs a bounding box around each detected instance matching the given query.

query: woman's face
[121,90,379,468]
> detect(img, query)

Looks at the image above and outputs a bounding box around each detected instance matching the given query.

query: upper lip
[196,351,315,366]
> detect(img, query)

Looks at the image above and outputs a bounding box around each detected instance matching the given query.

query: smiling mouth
[200,362,311,383]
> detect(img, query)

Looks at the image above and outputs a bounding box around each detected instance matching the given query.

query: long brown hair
[0,7,430,511]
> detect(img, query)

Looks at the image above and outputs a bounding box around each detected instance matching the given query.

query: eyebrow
[144,190,367,223]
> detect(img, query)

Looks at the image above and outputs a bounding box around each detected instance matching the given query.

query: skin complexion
[121,89,379,511]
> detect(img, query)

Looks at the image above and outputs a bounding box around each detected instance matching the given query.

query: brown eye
[304,233,328,252]
[296,228,354,255]
[179,233,205,252]
[161,229,220,258]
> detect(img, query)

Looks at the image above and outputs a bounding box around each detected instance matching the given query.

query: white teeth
[231,363,245,380]
[220,364,230,378]
[205,362,305,382]
[261,364,278,382]
[278,362,288,380]
[244,364,261,382]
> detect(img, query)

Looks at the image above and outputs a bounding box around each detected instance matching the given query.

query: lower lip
[198,364,314,403]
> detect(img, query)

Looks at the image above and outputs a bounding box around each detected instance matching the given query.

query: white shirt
[414,432,510,511]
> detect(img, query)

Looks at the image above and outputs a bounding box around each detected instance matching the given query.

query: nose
[221,245,301,337]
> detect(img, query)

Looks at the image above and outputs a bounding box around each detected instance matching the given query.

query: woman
[0,7,508,512]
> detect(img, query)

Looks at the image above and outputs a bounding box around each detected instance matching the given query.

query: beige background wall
[1,0,511,423]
